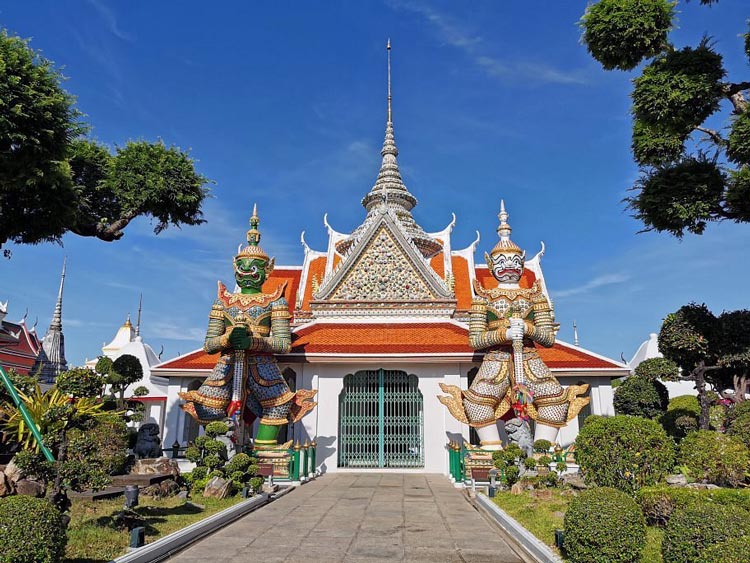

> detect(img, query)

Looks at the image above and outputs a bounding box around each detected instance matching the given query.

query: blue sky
[2,1,749,365]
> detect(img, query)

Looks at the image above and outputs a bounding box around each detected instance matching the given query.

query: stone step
[111,473,173,487]
[70,486,126,500]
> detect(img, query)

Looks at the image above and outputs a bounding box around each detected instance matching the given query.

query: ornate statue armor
[439,201,589,447]
[180,206,316,449]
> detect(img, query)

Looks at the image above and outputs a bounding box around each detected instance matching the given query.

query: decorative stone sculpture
[504,417,534,459]
[180,206,317,452]
[439,201,589,448]
[134,423,162,459]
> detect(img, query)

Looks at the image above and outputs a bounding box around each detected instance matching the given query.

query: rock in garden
[3,459,22,484]
[562,473,588,490]
[15,478,45,498]
[666,474,687,486]
[510,482,525,495]
[132,457,179,477]
[203,476,231,499]
[158,479,180,497]
[531,489,553,500]
[0,472,11,497]
[686,482,719,490]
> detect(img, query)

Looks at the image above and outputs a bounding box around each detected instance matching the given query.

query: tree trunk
[695,362,711,430]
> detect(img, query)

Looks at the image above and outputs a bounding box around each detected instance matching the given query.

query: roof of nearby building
[0,318,41,375]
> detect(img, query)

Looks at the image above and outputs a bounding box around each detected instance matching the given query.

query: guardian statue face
[234,257,268,292]
[490,251,525,284]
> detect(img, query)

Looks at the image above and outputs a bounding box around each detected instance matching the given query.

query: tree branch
[722,82,750,114]
[694,126,725,145]
[70,211,138,242]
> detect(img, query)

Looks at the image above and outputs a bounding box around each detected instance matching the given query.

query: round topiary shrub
[504,466,520,487]
[661,395,700,439]
[575,415,675,495]
[225,453,252,474]
[613,375,669,418]
[563,487,646,563]
[205,421,229,438]
[0,495,67,563]
[533,439,552,453]
[679,430,750,486]
[662,502,750,563]
[695,535,750,563]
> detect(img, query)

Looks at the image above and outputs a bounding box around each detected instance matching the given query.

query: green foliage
[109,354,143,391]
[628,157,725,237]
[504,465,520,487]
[523,457,537,470]
[679,430,749,486]
[203,439,226,457]
[695,535,750,563]
[202,454,222,469]
[727,110,750,165]
[726,165,750,219]
[225,453,252,474]
[67,413,128,477]
[194,435,208,448]
[543,472,559,487]
[634,357,679,381]
[0,495,67,563]
[94,356,113,376]
[205,421,229,438]
[132,385,149,397]
[659,303,717,371]
[563,487,646,563]
[248,476,264,492]
[555,461,568,474]
[0,28,210,252]
[0,29,81,250]
[533,439,552,453]
[662,502,750,563]
[661,394,700,439]
[190,466,208,481]
[56,367,104,398]
[631,118,686,166]
[575,415,675,495]
[538,455,552,467]
[632,43,725,141]
[192,477,208,492]
[184,446,201,463]
[614,375,669,418]
[579,0,675,71]
[637,485,750,526]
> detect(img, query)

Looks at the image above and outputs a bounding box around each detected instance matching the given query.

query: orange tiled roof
[155,322,622,369]
[300,256,327,310]
[430,252,445,279]
[265,267,301,306]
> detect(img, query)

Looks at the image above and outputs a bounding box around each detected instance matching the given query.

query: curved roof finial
[387,38,392,123]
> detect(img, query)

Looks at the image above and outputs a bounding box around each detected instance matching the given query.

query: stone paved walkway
[167,473,526,562]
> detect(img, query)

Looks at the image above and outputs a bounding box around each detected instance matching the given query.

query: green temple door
[338,369,424,468]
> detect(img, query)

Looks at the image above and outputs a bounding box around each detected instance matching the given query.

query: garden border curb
[476,493,563,563]
[112,491,276,563]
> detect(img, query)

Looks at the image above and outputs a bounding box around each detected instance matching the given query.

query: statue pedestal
[462,449,494,482]
[256,450,291,479]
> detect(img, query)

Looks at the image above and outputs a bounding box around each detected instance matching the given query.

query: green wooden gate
[338,369,424,468]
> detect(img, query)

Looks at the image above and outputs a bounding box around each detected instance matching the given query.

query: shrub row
[637,485,750,526]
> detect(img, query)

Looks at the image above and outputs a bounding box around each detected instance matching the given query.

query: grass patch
[643,527,664,563]
[64,495,243,562]
[492,489,664,562]
[492,489,572,551]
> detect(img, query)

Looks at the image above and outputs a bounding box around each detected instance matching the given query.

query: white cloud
[554,273,630,299]
[85,0,134,42]
[387,0,587,85]
[149,321,204,342]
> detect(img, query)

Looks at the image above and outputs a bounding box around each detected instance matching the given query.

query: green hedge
[680,430,750,486]
[0,496,67,563]
[563,487,646,563]
[661,395,700,439]
[637,485,750,526]
[575,415,675,495]
[613,376,668,418]
[662,502,750,563]
[695,535,750,563]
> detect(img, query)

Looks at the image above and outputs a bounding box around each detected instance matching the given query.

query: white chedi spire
[33,258,68,383]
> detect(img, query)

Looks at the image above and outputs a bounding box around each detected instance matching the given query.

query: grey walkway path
[167,473,526,562]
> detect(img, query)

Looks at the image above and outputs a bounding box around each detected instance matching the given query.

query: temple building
[1,259,68,380]
[150,46,629,473]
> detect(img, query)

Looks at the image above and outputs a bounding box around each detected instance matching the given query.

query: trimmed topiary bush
[225,453,252,474]
[638,485,750,526]
[504,466,520,487]
[662,502,750,563]
[205,421,229,438]
[563,487,646,563]
[661,395,700,439]
[0,496,67,563]
[613,375,669,418]
[679,430,750,486]
[533,439,552,453]
[695,535,750,563]
[727,411,750,447]
[523,457,537,470]
[575,415,675,495]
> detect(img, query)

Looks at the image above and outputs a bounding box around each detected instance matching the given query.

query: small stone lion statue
[134,423,162,459]
[504,417,534,459]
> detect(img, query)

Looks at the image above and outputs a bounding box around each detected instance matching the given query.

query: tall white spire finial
[50,257,66,331]
[387,38,392,123]
[135,293,143,337]
[573,320,580,346]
